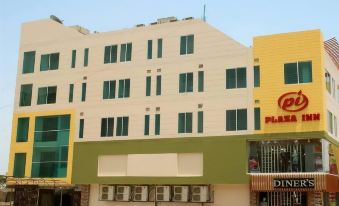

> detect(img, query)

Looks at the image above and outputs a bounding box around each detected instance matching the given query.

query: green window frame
[13,153,26,177]
[180,35,194,55]
[178,112,193,133]
[19,84,33,107]
[226,67,247,89]
[81,83,86,102]
[118,79,130,98]
[198,111,203,133]
[71,50,76,68]
[69,84,74,103]
[22,51,36,74]
[17,117,29,142]
[179,73,193,93]
[101,117,114,137]
[40,53,59,71]
[84,48,89,67]
[157,38,163,58]
[284,61,312,84]
[79,119,84,138]
[37,86,57,105]
[147,40,152,59]
[156,75,161,96]
[198,71,204,92]
[254,66,260,87]
[103,80,116,99]
[120,43,132,62]
[116,116,129,136]
[226,109,247,131]
[155,114,160,135]
[146,76,151,96]
[104,45,118,64]
[254,107,261,130]
[144,115,150,136]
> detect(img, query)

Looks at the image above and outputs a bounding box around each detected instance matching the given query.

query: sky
[0,0,338,175]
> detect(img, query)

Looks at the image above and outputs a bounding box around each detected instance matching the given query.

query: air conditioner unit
[172,186,189,202]
[133,186,148,202]
[115,186,130,201]
[155,186,170,202]
[99,185,114,201]
[191,186,209,202]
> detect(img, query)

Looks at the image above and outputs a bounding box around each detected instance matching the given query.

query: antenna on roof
[202,4,207,22]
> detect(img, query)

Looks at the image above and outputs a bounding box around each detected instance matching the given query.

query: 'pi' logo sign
[278,90,309,112]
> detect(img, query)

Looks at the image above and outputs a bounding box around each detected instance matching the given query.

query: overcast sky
[0,0,338,175]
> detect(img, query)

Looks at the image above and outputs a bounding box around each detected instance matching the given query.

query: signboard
[273,178,315,188]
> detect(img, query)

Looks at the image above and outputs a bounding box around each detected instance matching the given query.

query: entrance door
[39,189,54,206]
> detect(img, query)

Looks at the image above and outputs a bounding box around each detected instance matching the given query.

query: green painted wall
[72,131,328,184]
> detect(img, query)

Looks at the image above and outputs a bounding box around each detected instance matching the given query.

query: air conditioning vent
[155,186,170,202]
[133,186,148,202]
[115,186,130,201]
[99,185,114,201]
[172,186,188,202]
[191,186,209,202]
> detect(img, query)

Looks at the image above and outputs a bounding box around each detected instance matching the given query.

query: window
[180,35,194,55]
[19,84,33,106]
[178,112,192,133]
[81,83,86,102]
[146,76,151,96]
[84,48,89,67]
[198,71,204,92]
[198,111,203,133]
[155,114,160,135]
[37,86,57,105]
[103,80,116,99]
[40,53,59,71]
[157,38,163,58]
[118,79,130,98]
[17,117,29,142]
[144,115,150,136]
[147,40,152,59]
[332,78,336,99]
[116,117,129,136]
[284,61,312,84]
[328,111,333,134]
[69,84,74,103]
[325,71,331,93]
[104,45,118,64]
[334,116,338,137]
[79,119,84,138]
[13,153,26,177]
[120,43,132,62]
[156,75,162,96]
[71,50,76,68]
[101,117,114,137]
[226,67,247,89]
[254,108,261,130]
[254,66,260,87]
[226,109,247,131]
[22,51,35,74]
[179,73,193,93]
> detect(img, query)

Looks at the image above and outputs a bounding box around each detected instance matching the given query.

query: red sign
[278,90,308,112]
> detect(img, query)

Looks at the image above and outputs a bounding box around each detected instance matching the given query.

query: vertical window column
[81,83,87,102]
[16,117,29,142]
[19,84,33,107]
[144,115,150,136]
[198,111,203,133]
[79,119,84,138]
[254,66,260,87]
[147,40,152,59]
[146,76,151,96]
[198,71,204,92]
[157,38,163,58]
[155,114,160,135]
[254,108,261,130]
[84,48,89,67]
[71,50,76,68]
[13,153,26,177]
[156,75,162,96]
[69,84,74,103]
[22,51,36,74]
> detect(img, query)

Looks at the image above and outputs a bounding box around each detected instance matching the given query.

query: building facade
[7,16,339,206]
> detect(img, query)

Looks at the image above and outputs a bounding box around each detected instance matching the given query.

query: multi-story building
[6,16,339,206]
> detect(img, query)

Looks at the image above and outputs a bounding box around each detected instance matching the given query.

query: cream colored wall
[89,184,250,206]
[15,18,253,143]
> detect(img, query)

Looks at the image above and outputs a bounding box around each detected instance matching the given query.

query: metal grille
[267,192,304,206]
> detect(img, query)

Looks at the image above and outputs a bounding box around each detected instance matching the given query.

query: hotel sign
[273,178,315,188]
[265,90,320,124]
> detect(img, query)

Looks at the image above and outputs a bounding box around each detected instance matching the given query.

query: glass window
[198,71,204,92]
[226,68,247,89]
[40,53,59,71]
[157,38,163,58]
[22,51,35,74]
[156,75,162,96]
[226,109,247,131]
[69,84,74,103]
[13,153,26,177]
[71,50,76,68]
[79,119,84,138]
[328,111,333,134]
[118,79,130,98]
[198,111,203,133]
[144,115,150,136]
[180,35,194,55]
[81,83,86,102]
[334,116,338,137]
[284,63,298,84]
[103,80,116,99]
[104,45,118,64]
[237,109,247,130]
[254,66,260,87]
[155,114,160,135]
[254,108,261,130]
[116,116,129,136]
[325,71,331,94]
[17,117,29,142]
[178,112,192,133]
[187,35,194,54]
[226,69,236,89]
[120,43,132,62]
[146,76,151,96]
[147,40,152,59]
[179,72,193,93]
[298,61,312,83]
[19,84,33,107]
[101,117,114,137]
[84,48,89,67]
[37,86,57,105]
[284,61,312,84]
